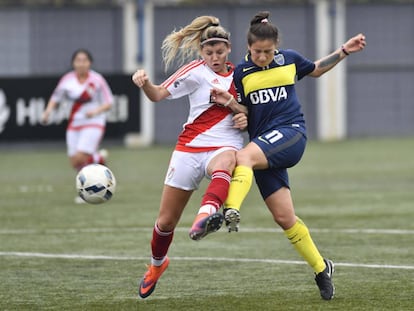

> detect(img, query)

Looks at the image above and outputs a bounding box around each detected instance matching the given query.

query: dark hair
[71,49,93,64]
[247,11,279,46]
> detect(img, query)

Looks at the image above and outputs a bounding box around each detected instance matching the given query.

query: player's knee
[235,148,254,166]
[272,212,297,230]
[211,151,237,172]
[156,219,176,232]
[221,152,237,172]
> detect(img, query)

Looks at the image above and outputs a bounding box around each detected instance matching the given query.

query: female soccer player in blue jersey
[211,11,366,300]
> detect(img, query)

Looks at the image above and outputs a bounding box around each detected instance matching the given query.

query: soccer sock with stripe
[151,222,173,266]
[284,217,326,274]
[198,170,232,214]
[224,165,253,212]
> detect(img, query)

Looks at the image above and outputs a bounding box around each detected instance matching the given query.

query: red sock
[151,223,174,260]
[201,170,231,211]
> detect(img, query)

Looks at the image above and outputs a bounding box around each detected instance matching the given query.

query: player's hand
[41,111,50,125]
[211,88,248,115]
[343,33,366,54]
[210,88,232,106]
[232,112,247,130]
[132,69,149,88]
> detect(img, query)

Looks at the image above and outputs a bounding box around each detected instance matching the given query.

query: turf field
[0,137,413,310]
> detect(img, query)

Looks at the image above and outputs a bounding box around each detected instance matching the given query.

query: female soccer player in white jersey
[42,49,114,202]
[132,16,247,299]
[210,11,366,300]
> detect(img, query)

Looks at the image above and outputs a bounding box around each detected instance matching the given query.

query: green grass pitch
[0,137,413,310]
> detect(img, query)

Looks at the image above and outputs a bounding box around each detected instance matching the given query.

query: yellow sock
[224,165,253,212]
[284,218,326,274]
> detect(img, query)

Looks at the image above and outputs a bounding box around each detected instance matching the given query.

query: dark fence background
[0,75,140,142]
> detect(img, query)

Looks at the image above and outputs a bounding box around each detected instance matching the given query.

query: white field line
[0,227,413,235]
[0,251,413,270]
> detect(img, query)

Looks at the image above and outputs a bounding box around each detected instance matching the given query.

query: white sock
[151,256,166,266]
[92,153,100,163]
[198,204,216,215]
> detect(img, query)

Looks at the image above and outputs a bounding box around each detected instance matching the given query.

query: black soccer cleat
[315,258,335,300]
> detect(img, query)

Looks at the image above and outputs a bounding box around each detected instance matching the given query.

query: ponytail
[162,15,230,71]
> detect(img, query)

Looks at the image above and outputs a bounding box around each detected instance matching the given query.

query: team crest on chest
[274,54,285,66]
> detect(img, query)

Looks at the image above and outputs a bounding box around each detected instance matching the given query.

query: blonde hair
[162,15,230,71]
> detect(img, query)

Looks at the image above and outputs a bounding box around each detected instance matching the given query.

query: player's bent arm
[309,48,345,78]
[210,88,248,115]
[95,102,112,114]
[309,33,366,78]
[87,102,113,118]
[132,69,170,102]
[226,97,248,115]
[141,83,170,102]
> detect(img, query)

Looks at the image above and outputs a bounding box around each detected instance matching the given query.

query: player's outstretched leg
[314,258,335,300]
[283,217,335,299]
[138,257,170,299]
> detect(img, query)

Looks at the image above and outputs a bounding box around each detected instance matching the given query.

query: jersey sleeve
[233,65,247,105]
[287,49,315,80]
[50,75,68,103]
[97,74,114,105]
[161,62,201,100]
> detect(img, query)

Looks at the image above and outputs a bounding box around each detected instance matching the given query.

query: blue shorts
[252,127,307,200]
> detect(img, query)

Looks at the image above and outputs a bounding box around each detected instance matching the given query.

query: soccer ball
[76,164,116,204]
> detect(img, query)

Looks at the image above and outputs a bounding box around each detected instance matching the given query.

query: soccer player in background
[42,49,113,203]
[132,16,247,299]
[210,11,366,300]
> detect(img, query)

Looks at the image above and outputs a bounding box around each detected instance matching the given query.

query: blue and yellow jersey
[234,49,315,139]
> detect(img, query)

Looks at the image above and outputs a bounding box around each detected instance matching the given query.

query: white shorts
[66,127,104,156]
[164,147,237,191]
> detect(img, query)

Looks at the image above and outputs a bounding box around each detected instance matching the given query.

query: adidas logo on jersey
[250,87,288,104]
[211,78,220,84]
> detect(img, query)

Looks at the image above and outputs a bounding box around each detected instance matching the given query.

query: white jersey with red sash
[50,70,113,130]
[161,60,243,152]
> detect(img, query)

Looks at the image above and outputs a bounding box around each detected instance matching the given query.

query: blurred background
[0,0,413,146]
